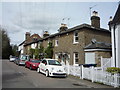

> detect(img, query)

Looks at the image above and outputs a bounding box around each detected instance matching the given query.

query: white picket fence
[63,65,120,88]
[63,65,81,77]
[82,66,120,87]
[101,57,112,70]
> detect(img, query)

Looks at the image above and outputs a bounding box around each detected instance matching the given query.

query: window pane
[75,53,78,57]
[75,59,79,64]
[75,32,78,36]
[75,37,78,41]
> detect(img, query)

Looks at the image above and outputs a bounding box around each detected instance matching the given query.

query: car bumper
[10,59,15,61]
[49,72,67,77]
[19,62,25,65]
[32,66,38,69]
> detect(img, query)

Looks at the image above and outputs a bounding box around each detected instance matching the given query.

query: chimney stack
[108,16,112,31]
[25,32,30,40]
[91,11,100,28]
[43,31,49,37]
[58,23,68,33]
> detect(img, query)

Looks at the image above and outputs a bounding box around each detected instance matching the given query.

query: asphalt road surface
[2,60,113,88]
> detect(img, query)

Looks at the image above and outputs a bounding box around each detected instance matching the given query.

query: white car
[9,56,16,62]
[37,59,67,77]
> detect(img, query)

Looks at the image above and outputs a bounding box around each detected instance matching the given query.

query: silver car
[17,55,29,66]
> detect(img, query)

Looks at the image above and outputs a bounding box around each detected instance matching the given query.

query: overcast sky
[1,1,119,45]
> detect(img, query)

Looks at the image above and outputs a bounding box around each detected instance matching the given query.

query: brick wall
[42,28,111,65]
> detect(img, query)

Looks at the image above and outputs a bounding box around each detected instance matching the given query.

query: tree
[11,44,19,57]
[1,27,12,59]
[29,48,35,58]
[34,48,39,59]
[39,45,44,59]
[44,42,53,58]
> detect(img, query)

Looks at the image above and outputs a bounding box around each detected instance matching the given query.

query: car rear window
[11,56,16,58]
[30,60,41,63]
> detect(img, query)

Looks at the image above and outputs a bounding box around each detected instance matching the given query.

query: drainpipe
[113,24,116,67]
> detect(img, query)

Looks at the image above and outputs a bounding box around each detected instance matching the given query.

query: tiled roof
[43,23,110,40]
[84,41,111,49]
[19,41,25,46]
[19,23,110,46]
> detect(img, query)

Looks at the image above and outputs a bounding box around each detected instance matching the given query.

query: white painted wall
[116,25,120,67]
[31,43,37,49]
[18,44,24,54]
[111,24,120,68]
[111,27,115,67]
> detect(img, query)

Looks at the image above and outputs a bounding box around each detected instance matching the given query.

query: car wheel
[25,64,27,68]
[29,65,32,70]
[37,68,40,73]
[46,70,49,77]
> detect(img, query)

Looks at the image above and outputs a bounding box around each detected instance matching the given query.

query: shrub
[106,67,120,74]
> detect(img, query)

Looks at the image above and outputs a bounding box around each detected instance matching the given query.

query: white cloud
[3,10,62,45]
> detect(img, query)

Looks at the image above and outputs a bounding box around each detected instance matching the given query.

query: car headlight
[33,64,36,66]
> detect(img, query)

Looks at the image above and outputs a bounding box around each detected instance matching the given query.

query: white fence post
[67,64,70,75]
[114,74,118,88]
[101,56,103,67]
[91,66,94,82]
[101,56,104,71]
[81,65,84,79]
[80,65,82,79]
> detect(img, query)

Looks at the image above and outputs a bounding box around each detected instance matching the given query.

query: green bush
[106,67,120,74]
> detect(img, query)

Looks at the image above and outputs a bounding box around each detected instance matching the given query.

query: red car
[25,59,42,70]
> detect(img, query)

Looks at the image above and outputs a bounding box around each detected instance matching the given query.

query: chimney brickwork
[91,11,100,28]
[25,32,30,40]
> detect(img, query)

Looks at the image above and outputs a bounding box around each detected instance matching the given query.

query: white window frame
[55,53,58,60]
[73,32,79,44]
[55,40,58,47]
[73,52,79,66]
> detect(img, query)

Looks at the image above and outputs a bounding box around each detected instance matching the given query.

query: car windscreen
[48,60,61,66]
[30,60,41,63]
[11,56,16,58]
[21,56,29,60]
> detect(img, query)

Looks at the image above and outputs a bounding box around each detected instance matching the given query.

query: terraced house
[41,11,111,66]
[18,32,41,55]
[19,11,111,66]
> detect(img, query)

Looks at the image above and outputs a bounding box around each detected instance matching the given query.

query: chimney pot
[92,11,98,16]
[59,23,68,32]
[25,32,30,40]
[91,11,100,28]
[43,31,49,37]
[109,16,112,22]
[108,16,113,31]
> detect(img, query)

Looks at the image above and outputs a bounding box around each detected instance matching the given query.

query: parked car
[9,56,16,62]
[25,59,42,70]
[17,55,30,66]
[37,59,67,77]
[14,57,20,64]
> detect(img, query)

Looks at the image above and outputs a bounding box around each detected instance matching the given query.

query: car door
[43,60,47,73]
[41,60,47,73]
[40,60,45,73]
[27,61,31,68]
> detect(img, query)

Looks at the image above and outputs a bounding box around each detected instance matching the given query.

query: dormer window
[73,32,79,44]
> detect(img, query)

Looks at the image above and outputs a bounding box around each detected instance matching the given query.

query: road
[2,60,113,88]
